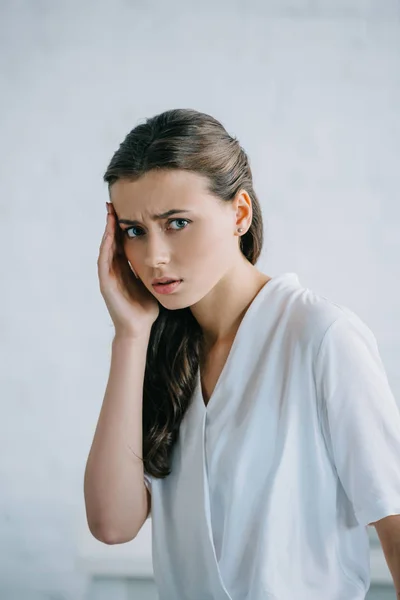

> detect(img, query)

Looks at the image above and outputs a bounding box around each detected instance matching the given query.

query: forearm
[84,333,151,541]
[381,544,400,596]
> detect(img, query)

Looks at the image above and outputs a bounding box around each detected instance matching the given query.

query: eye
[123,218,191,239]
[123,225,141,239]
[169,218,190,231]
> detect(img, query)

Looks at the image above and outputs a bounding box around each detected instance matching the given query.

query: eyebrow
[118,209,193,226]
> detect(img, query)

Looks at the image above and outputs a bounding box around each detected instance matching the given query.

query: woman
[84,108,400,599]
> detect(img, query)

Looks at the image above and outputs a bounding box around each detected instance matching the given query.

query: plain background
[1,0,399,599]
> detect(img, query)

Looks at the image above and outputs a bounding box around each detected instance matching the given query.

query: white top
[144,272,400,600]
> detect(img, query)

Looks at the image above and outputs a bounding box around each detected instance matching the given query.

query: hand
[97,202,160,338]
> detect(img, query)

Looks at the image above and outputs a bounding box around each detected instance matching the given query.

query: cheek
[190,223,232,262]
[122,239,139,264]
[187,227,214,254]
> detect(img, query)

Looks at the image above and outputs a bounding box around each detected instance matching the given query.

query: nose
[143,232,171,269]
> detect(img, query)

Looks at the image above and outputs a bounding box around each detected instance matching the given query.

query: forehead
[110,169,211,210]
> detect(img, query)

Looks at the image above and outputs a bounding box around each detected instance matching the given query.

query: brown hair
[103,108,264,479]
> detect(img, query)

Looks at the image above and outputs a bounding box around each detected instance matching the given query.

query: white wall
[1,1,399,598]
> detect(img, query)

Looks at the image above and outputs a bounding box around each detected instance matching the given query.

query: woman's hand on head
[97,202,160,338]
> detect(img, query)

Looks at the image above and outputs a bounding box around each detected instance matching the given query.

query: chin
[156,293,196,312]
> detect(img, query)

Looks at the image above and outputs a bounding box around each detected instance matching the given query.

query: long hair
[103,108,264,479]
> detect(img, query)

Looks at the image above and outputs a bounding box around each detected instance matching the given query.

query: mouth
[152,279,183,295]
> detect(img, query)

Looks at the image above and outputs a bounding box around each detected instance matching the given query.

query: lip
[151,276,181,284]
[152,280,183,295]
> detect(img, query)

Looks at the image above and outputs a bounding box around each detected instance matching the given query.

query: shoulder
[280,281,375,358]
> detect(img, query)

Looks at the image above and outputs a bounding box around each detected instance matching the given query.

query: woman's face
[110,169,248,309]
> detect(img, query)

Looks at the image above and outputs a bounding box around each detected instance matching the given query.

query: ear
[233,188,252,231]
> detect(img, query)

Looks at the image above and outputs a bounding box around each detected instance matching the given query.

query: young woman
[84,108,400,600]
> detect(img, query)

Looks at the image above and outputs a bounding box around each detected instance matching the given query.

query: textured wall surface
[1,0,399,598]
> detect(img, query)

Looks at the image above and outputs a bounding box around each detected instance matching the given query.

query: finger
[99,210,114,248]
[98,232,109,272]
[98,225,115,274]
[99,227,109,252]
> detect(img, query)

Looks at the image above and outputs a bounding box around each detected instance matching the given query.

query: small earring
[237,227,244,233]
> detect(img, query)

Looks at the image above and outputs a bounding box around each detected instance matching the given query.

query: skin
[110,169,271,352]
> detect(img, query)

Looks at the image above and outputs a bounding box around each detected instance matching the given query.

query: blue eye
[170,218,190,230]
[124,218,191,239]
[124,226,140,239]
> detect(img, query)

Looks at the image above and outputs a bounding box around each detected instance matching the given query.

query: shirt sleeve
[144,472,152,520]
[314,312,400,527]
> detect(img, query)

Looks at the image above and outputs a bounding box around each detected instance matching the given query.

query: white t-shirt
[144,272,400,600]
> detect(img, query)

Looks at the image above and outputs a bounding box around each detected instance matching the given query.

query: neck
[192,261,271,351]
